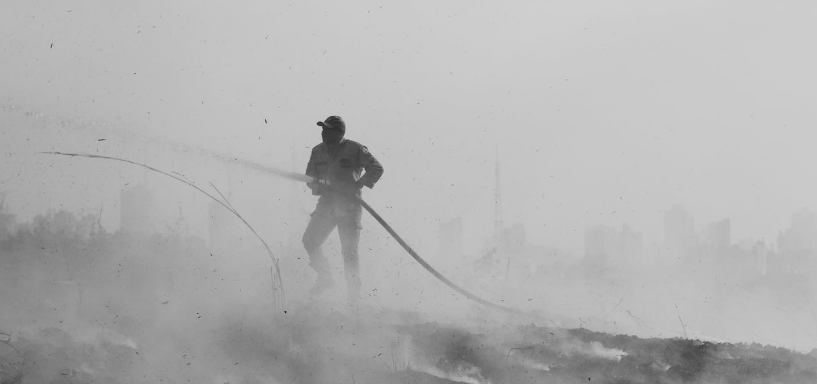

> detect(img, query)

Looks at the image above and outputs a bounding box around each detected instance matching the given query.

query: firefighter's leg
[302,212,337,295]
[338,217,362,305]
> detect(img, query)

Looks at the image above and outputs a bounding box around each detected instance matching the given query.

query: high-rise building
[582,224,644,268]
[618,224,644,265]
[753,241,768,275]
[702,219,731,258]
[776,209,817,274]
[584,225,619,267]
[780,210,817,252]
[664,204,696,261]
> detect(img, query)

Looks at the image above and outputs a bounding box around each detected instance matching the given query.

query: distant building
[120,183,153,235]
[618,224,644,265]
[584,225,619,267]
[753,241,768,275]
[776,209,817,275]
[583,224,644,268]
[779,210,817,253]
[702,219,732,255]
[664,204,697,261]
[702,219,731,259]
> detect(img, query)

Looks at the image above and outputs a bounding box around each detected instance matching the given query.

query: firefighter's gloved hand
[307,178,333,195]
[316,178,333,188]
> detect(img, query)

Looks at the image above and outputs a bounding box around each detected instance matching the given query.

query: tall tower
[494,145,503,246]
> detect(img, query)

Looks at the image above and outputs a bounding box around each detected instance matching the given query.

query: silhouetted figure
[302,116,384,306]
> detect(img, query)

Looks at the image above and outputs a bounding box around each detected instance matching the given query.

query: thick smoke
[2,105,817,384]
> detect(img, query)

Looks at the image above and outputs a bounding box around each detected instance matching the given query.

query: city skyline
[4,157,817,261]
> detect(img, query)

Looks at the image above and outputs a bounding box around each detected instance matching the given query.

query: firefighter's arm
[305,151,326,195]
[355,145,383,189]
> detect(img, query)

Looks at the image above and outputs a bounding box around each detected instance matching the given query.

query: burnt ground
[3,300,817,384]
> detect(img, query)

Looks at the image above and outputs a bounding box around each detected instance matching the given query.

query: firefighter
[302,116,384,305]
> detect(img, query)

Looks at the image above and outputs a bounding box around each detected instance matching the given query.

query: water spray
[41,151,519,315]
[39,151,286,312]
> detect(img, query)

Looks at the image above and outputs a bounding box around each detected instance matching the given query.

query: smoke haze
[3,0,817,383]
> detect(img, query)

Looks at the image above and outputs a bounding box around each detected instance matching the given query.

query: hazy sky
[2,0,817,253]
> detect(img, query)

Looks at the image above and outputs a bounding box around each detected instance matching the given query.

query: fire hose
[40,152,518,314]
[222,159,519,313]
